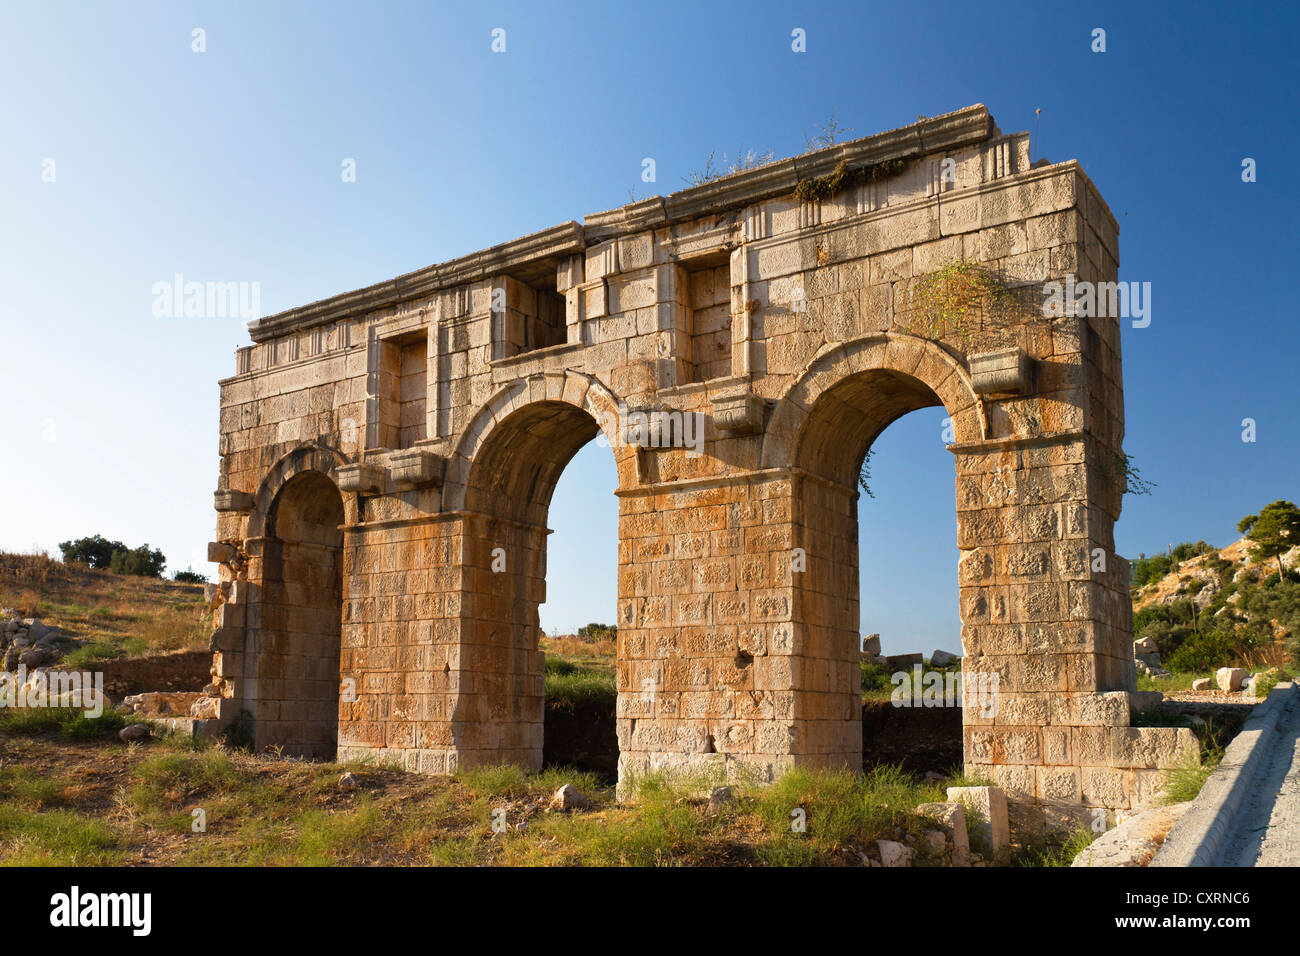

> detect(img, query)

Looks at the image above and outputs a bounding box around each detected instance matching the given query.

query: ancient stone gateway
[206,105,1195,829]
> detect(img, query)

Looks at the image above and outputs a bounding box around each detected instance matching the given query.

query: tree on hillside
[108,544,166,578]
[58,534,128,569]
[1238,500,1300,581]
[59,534,167,578]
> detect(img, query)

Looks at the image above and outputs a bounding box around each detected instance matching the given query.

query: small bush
[576,622,616,641]
[1164,629,1238,672]
[58,535,128,569]
[1131,553,1174,588]
[544,657,578,677]
[860,658,892,692]
[58,535,167,578]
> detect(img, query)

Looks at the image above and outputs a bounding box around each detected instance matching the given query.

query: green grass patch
[1135,671,1201,693]
[61,643,121,667]
[752,765,947,860]
[0,805,125,865]
[544,658,616,712]
[1161,740,1224,804]
[1014,825,1099,867]
[0,706,126,739]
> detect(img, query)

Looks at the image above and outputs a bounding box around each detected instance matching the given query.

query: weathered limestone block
[916,801,971,866]
[947,785,1009,855]
[1216,666,1247,692]
[388,450,444,487]
[337,462,386,493]
[214,490,253,512]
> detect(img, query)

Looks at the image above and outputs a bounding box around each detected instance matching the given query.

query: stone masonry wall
[205,105,1196,825]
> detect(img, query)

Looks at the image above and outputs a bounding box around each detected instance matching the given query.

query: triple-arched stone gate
[205,105,1195,830]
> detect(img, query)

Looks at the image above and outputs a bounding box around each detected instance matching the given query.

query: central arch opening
[792,366,962,772]
[460,398,618,772]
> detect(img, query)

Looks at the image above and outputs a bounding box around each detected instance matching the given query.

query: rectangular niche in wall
[683,250,733,383]
[377,328,428,449]
[493,274,565,360]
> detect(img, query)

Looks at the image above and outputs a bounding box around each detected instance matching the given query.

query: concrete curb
[1150,680,1298,866]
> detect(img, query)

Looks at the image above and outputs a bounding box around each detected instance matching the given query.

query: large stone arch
[434,369,632,770]
[763,334,984,772]
[211,107,1202,825]
[762,333,986,475]
[443,369,636,517]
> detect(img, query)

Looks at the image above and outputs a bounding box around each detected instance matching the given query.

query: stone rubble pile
[859,634,964,671]
[121,692,203,717]
[872,785,1011,868]
[0,611,76,673]
[1135,635,1277,697]
[1132,635,1172,679]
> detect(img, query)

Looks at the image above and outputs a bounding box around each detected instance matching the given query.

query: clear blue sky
[1,1,1296,655]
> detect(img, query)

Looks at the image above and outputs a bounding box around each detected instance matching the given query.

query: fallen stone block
[946,785,1009,855]
[1191,677,1212,691]
[1216,667,1247,692]
[877,839,913,867]
[930,649,960,667]
[128,691,203,717]
[119,723,151,742]
[916,800,970,866]
[1071,803,1190,867]
[550,783,587,811]
[885,653,924,671]
[708,786,734,811]
[19,647,55,669]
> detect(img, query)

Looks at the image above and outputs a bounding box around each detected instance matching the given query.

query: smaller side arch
[245,443,357,541]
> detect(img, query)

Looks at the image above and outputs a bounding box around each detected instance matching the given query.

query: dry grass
[540,633,616,668]
[0,731,974,867]
[0,551,209,659]
[1238,640,1291,670]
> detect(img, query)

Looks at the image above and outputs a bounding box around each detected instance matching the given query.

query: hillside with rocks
[1127,534,1298,694]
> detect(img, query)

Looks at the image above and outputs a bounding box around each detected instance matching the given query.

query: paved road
[1221,689,1300,866]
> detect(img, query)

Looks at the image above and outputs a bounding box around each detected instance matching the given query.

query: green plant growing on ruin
[683,146,776,186]
[902,259,1029,341]
[792,157,909,204]
[856,447,876,499]
[1160,741,1223,804]
[804,109,855,149]
[1117,452,1155,497]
